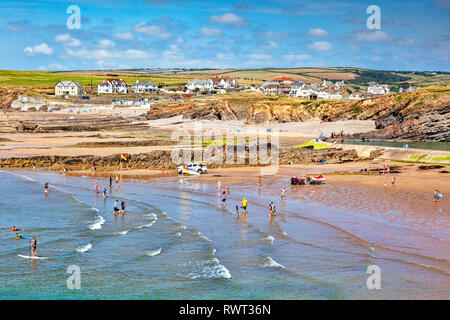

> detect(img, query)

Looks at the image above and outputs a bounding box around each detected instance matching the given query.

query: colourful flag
[121,153,127,161]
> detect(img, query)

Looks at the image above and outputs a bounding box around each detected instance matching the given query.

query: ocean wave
[76,243,92,253]
[137,221,155,229]
[145,248,162,257]
[265,235,275,244]
[90,207,99,213]
[89,215,105,230]
[181,250,231,280]
[261,256,285,269]
[145,213,158,220]
[115,230,129,236]
[196,231,212,242]
[175,232,182,237]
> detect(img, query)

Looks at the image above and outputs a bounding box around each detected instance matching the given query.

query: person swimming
[9,226,22,232]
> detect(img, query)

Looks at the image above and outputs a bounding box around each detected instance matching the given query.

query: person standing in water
[217,181,222,196]
[95,182,98,194]
[102,186,107,199]
[30,236,37,257]
[235,205,240,217]
[121,201,126,214]
[109,176,113,188]
[241,197,248,215]
[269,202,276,216]
[44,182,49,194]
[115,176,119,189]
[281,186,286,201]
[221,187,227,206]
[113,200,120,214]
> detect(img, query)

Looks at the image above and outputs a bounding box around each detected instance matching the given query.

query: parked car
[177,163,208,174]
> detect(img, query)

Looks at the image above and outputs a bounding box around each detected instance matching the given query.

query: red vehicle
[291,177,306,185]
[291,175,326,185]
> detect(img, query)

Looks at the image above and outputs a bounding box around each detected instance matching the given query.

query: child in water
[235,205,239,217]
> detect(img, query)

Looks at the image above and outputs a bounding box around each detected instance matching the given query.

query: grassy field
[1,67,449,89]
[0,70,192,88]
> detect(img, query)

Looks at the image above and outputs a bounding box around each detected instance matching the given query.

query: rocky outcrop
[0,146,360,171]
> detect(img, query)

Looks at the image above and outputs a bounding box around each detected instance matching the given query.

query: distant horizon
[2,67,450,74]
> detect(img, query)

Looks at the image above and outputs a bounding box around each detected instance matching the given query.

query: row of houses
[55,79,158,96]
[258,76,422,100]
[186,76,239,92]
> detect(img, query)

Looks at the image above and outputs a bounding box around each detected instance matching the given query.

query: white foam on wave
[181,249,231,280]
[262,256,285,269]
[116,230,129,236]
[197,231,212,242]
[265,235,274,243]
[89,215,105,230]
[90,207,99,213]
[145,247,162,257]
[146,213,158,220]
[76,243,92,253]
[175,232,182,237]
[138,221,155,229]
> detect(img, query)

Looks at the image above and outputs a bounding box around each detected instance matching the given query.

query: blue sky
[1,0,449,71]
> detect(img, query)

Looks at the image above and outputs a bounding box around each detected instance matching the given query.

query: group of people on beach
[218,178,287,218]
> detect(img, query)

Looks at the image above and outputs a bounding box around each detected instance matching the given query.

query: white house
[367,82,390,95]
[55,81,84,96]
[98,78,128,94]
[399,86,420,93]
[132,80,158,93]
[186,79,213,92]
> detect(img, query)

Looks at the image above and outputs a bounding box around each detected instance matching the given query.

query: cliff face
[148,88,450,141]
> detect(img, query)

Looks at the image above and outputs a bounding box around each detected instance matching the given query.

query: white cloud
[65,48,150,60]
[216,53,235,60]
[355,30,390,42]
[201,27,223,37]
[258,30,288,39]
[113,32,134,40]
[24,43,53,56]
[247,53,273,60]
[209,13,249,28]
[55,34,82,47]
[133,23,172,39]
[283,53,312,61]
[396,38,415,46]
[308,28,329,37]
[261,41,279,49]
[99,39,115,48]
[308,41,333,51]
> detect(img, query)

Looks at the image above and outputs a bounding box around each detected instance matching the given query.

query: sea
[0,169,448,299]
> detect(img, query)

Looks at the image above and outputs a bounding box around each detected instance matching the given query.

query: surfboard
[18,255,49,260]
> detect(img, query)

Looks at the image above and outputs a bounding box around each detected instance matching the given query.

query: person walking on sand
[383,166,386,174]
[391,177,395,186]
[434,190,442,202]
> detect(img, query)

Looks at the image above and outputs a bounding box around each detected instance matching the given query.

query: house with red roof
[97,78,128,94]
